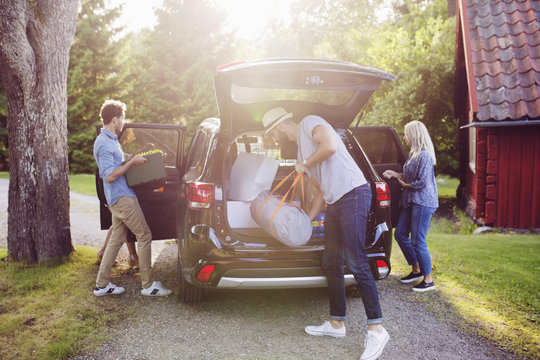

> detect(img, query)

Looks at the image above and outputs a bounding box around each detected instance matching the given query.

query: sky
[108,0,291,39]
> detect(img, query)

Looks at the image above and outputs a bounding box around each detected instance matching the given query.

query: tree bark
[0,0,78,262]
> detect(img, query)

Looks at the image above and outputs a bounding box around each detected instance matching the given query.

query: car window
[120,127,179,167]
[353,130,401,165]
[231,84,355,106]
[185,130,207,172]
[232,133,296,166]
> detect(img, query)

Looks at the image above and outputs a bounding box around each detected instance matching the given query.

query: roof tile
[472,41,540,63]
[475,69,540,90]
[470,31,540,51]
[465,0,540,121]
[470,6,539,28]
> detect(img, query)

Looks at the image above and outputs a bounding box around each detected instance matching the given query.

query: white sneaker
[305,321,346,338]
[360,327,390,360]
[141,281,172,297]
[94,283,125,297]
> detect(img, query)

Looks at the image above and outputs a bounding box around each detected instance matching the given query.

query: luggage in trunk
[228,152,279,201]
[250,190,312,247]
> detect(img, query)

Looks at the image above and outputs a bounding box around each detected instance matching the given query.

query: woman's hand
[398,178,410,189]
[383,170,399,179]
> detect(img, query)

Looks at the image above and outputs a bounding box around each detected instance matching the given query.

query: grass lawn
[0,247,128,360]
[437,175,459,198]
[68,173,97,196]
[0,172,96,196]
[391,232,540,359]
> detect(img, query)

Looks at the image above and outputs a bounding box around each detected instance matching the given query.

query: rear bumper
[217,274,356,289]
[185,252,390,289]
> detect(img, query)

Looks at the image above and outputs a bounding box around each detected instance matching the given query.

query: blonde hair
[404,121,436,165]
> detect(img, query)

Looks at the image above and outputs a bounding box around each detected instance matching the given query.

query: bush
[68,129,97,174]
[453,205,476,235]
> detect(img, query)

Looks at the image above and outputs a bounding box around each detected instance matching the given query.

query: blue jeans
[394,204,436,275]
[322,184,383,324]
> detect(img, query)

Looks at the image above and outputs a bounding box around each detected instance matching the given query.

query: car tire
[177,257,204,304]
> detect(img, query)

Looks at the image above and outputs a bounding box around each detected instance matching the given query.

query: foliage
[3,0,461,178]
[67,0,127,173]
[0,247,119,359]
[362,11,459,176]
[392,233,540,359]
[453,205,477,234]
[122,0,232,134]
[260,0,459,176]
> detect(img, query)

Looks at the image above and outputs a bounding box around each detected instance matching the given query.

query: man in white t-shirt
[262,107,389,360]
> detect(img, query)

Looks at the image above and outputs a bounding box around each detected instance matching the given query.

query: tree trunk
[0,0,78,262]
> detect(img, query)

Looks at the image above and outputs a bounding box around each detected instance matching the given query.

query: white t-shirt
[296,115,367,204]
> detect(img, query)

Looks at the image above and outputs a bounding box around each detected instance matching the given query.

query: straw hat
[262,107,293,134]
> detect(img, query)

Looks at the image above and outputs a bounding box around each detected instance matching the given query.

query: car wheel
[177,257,204,303]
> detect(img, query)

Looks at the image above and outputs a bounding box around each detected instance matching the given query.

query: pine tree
[67,0,126,173]
[124,0,232,133]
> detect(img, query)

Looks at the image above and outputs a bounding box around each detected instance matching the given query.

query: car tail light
[375,181,390,208]
[376,259,389,278]
[188,182,214,209]
[197,265,215,283]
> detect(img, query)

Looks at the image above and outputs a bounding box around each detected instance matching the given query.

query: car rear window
[232,133,296,166]
[231,84,355,106]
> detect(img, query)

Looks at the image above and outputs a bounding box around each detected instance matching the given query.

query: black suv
[96,58,407,303]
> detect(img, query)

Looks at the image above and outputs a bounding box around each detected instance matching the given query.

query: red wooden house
[454,0,540,228]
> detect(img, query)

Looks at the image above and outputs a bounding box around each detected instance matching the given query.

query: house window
[469,127,476,173]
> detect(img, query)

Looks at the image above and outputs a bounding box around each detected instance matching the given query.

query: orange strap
[256,170,297,222]
[256,171,306,238]
[269,173,304,237]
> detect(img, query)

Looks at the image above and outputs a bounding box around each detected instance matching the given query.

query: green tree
[361,2,459,175]
[266,0,459,175]
[124,0,232,133]
[67,0,126,173]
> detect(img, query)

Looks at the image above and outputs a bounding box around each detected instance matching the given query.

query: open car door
[95,123,186,240]
[351,126,406,228]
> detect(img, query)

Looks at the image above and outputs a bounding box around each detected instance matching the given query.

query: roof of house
[458,0,540,121]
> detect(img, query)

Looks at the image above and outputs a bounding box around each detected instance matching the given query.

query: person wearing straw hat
[262,107,390,360]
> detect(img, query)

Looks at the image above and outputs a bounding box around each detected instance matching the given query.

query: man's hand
[130,154,148,166]
[295,162,308,174]
[105,154,148,184]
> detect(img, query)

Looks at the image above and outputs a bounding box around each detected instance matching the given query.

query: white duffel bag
[250,172,312,246]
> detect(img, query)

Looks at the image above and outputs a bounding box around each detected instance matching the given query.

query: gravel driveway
[0,179,517,359]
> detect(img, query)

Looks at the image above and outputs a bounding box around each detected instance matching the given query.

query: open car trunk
[221,131,326,249]
[220,130,378,250]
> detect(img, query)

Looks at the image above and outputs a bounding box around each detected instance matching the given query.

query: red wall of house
[476,126,540,228]
[493,126,540,228]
